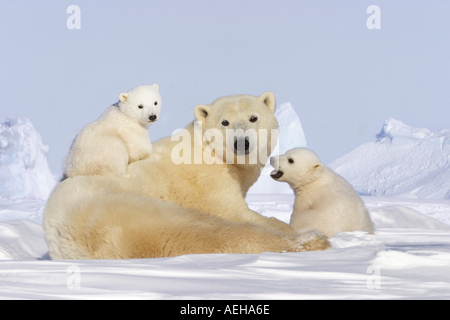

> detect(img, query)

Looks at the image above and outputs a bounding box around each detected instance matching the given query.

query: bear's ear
[258,92,276,114]
[153,83,159,91]
[312,163,324,173]
[119,93,128,103]
[194,104,211,122]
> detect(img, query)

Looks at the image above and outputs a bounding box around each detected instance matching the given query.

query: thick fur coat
[270,148,374,237]
[44,93,330,260]
[63,84,160,178]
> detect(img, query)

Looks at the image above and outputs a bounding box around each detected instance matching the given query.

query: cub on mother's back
[63,84,161,179]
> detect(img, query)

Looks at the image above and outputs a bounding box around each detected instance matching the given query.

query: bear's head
[270,148,325,188]
[118,84,161,126]
[193,92,279,166]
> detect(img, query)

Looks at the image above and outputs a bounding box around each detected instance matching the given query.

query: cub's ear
[312,162,324,173]
[258,91,276,114]
[119,93,128,103]
[153,83,159,91]
[194,104,211,122]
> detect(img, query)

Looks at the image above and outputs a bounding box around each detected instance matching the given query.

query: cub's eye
[138,105,144,109]
[154,101,158,106]
[288,158,294,164]
[222,120,230,126]
[249,116,258,123]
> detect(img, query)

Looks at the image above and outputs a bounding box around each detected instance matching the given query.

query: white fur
[270,148,374,237]
[44,93,331,260]
[63,84,161,178]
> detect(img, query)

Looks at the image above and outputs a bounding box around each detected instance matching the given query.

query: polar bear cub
[270,148,374,237]
[63,84,161,179]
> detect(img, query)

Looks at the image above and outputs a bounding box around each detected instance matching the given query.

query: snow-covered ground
[0,195,450,299]
[1,116,450,300]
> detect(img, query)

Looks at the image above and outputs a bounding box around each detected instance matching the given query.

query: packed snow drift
[0,118,56,200]
[330,118,450,200]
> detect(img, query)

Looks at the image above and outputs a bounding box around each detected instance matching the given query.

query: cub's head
[118,84,161,126]
[193,92,279,165]
[270,148,324,187]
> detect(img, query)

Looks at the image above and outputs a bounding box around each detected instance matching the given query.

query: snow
[330,118,450,200]
[1,115,450,299]
[0,118,56,200]
[248,102,307,194]
[0,195,450,299]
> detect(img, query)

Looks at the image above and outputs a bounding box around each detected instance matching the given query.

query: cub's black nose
[149,115,157,122]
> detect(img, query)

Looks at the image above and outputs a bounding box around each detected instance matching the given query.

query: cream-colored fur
[63,84,161,178]
[44,177,329,259]
[44,93,331,260]
[270,148,374,237]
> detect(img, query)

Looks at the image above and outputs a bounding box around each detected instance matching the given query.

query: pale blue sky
[1,0,449,174]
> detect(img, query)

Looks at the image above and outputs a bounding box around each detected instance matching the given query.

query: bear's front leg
[205,192,297,235]
[198,180,298,235]
[247,210,298,235]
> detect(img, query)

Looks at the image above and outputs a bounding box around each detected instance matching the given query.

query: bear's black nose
[234,137,250,155]
[149,115,157,122]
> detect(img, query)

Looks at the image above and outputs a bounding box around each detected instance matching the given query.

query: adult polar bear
[44,92,330,260]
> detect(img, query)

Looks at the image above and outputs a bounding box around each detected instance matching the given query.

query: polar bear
[63,84,161,179]
[270,148,374,237]
[44,92,331,260]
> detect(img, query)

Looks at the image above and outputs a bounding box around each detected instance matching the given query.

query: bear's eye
[249,116,258,123]
[288,158,294,164]
[222,120,230,127]
[138,105,144,109]
[154,101,158,106]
